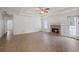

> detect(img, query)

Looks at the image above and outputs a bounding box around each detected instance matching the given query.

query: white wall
[48,8,79,25]
[14,15,41,35]
[47,8,79,36]
[2,14,7,34]
[0,13,5,38]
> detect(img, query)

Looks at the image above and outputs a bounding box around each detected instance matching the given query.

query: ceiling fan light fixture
[40,11,45,14]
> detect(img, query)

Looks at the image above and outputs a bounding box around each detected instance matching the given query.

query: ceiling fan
[36,7,49,14]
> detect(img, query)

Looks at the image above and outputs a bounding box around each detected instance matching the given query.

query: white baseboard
[14,31,40,35]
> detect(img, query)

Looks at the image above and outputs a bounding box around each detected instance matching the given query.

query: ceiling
[0,7,79,16]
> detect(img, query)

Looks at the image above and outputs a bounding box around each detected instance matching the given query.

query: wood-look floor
[0,31,79,52]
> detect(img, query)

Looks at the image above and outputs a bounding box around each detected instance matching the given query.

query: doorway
[42,19,50,32]
[6,16,13,40]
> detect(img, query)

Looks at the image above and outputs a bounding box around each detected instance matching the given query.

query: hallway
[0,32,79,52]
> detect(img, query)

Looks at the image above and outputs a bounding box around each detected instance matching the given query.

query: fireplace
[51,25,60,33]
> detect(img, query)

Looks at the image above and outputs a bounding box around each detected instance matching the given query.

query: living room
[0,7,79,52]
